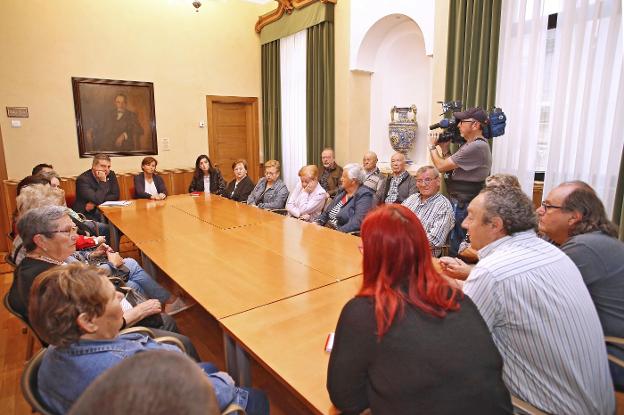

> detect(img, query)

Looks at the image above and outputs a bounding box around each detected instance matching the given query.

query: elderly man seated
[73,154,120,222]
[319,148,343,198]
[375,152,417,205]
[462,185,614,414]
[538,180,624,391]
[402,166,454,257]
[362,151,382,192]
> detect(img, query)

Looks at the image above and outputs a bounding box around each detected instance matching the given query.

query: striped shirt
[384,171,408,203]
[328,199,345,228]
[362,168,382,192]
[401,192,454,257]
[464,230,614,414]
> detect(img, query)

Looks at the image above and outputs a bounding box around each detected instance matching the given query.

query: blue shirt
[38,333,247,414]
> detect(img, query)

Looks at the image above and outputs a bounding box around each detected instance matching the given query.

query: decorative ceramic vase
[388,105,418,156]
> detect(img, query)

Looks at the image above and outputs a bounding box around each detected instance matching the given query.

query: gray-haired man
[463,186,614,414]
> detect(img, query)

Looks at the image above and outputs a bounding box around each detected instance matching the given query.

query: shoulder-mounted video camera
[428,101,507,144]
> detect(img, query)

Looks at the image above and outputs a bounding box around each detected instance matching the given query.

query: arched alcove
[354,14,431,166]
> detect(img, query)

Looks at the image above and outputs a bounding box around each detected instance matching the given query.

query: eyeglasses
[416,178,437,185]
[49,226,78,235]
[540,201,563,211]
[459,119,476,125]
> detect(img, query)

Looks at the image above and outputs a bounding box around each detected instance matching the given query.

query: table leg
[140,251,158,279]
[235,343,251,387]
[109,222,121,252]
[223,333,239,381]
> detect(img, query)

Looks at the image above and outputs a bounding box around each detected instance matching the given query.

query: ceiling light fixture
[192,1,202,12]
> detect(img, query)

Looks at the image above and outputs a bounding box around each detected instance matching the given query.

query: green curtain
[614,145,624,240]
[261,40,282,163]
[306,21,335,167]
[445,0,502,112]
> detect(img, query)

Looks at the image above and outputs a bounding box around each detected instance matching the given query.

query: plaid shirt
[402,192,454,257]
[385,171,409,204]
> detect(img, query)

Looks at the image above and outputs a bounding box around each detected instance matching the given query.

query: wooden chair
[158,170,174,197]
[606,336,624,368]
[511,395,547,415]
[22,344,246,415]
[3,293,39,361]
[19,326,174,415]
[20,348,53,415]
[117,173,135,200]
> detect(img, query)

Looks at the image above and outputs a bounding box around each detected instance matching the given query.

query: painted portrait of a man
[72,78,157,157]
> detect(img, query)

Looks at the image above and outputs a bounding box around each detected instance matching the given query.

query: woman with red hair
[327,205,512,414]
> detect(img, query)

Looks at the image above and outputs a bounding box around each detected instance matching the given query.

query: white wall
[0,0,267,179]
[367,17,431,165]
[350,0,435,69]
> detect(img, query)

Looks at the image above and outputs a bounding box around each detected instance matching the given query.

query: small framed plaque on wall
[6,107,29,118]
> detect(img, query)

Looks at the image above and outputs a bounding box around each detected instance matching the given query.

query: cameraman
[428,107,492,256]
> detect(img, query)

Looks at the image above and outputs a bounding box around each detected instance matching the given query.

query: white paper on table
[99,201,132,207]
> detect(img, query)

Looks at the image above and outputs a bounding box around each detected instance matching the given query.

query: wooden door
[206,96,259,183]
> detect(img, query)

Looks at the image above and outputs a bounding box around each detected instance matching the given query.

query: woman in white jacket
[285,165,328,221]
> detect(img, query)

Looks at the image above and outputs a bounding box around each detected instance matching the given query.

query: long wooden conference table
[100,194,362,414]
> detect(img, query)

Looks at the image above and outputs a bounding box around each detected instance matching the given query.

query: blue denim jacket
[38,333,247,414]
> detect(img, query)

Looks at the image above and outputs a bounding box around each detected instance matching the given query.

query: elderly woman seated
[11,194,171,304]
[7,205,193,347]
[30,264,269,415]
[17,175,109,241]
[315,163,374,233]
[247,159,289,209]
[35,170,61,188]
[224,159,255,202]
[285,165,328,221]
[11,184,104,263]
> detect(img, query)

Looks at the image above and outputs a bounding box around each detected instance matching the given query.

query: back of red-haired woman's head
[359,205,461,339]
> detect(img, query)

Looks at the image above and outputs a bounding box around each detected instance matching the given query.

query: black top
[8,257,56,322]
[188,169,226,195]
[327,295,512,415]
[72,169,120,219]
[133,172,168,199]
[224,176,255,202]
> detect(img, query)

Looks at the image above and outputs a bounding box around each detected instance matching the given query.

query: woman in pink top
[286,165,328,221]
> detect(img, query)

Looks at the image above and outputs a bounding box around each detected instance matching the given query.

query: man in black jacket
[73,154,120,221]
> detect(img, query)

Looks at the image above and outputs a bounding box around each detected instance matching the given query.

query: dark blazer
[375,172,417,205]
[133,173,168,199]
[224,176,255,202]
[188,169,226,195]
[317,185,373,233]
[73,169,120,220]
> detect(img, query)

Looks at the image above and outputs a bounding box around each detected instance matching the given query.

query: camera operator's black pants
[448,198,468,257]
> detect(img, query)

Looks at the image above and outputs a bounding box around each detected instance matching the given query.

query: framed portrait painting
[72,77,158,157]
